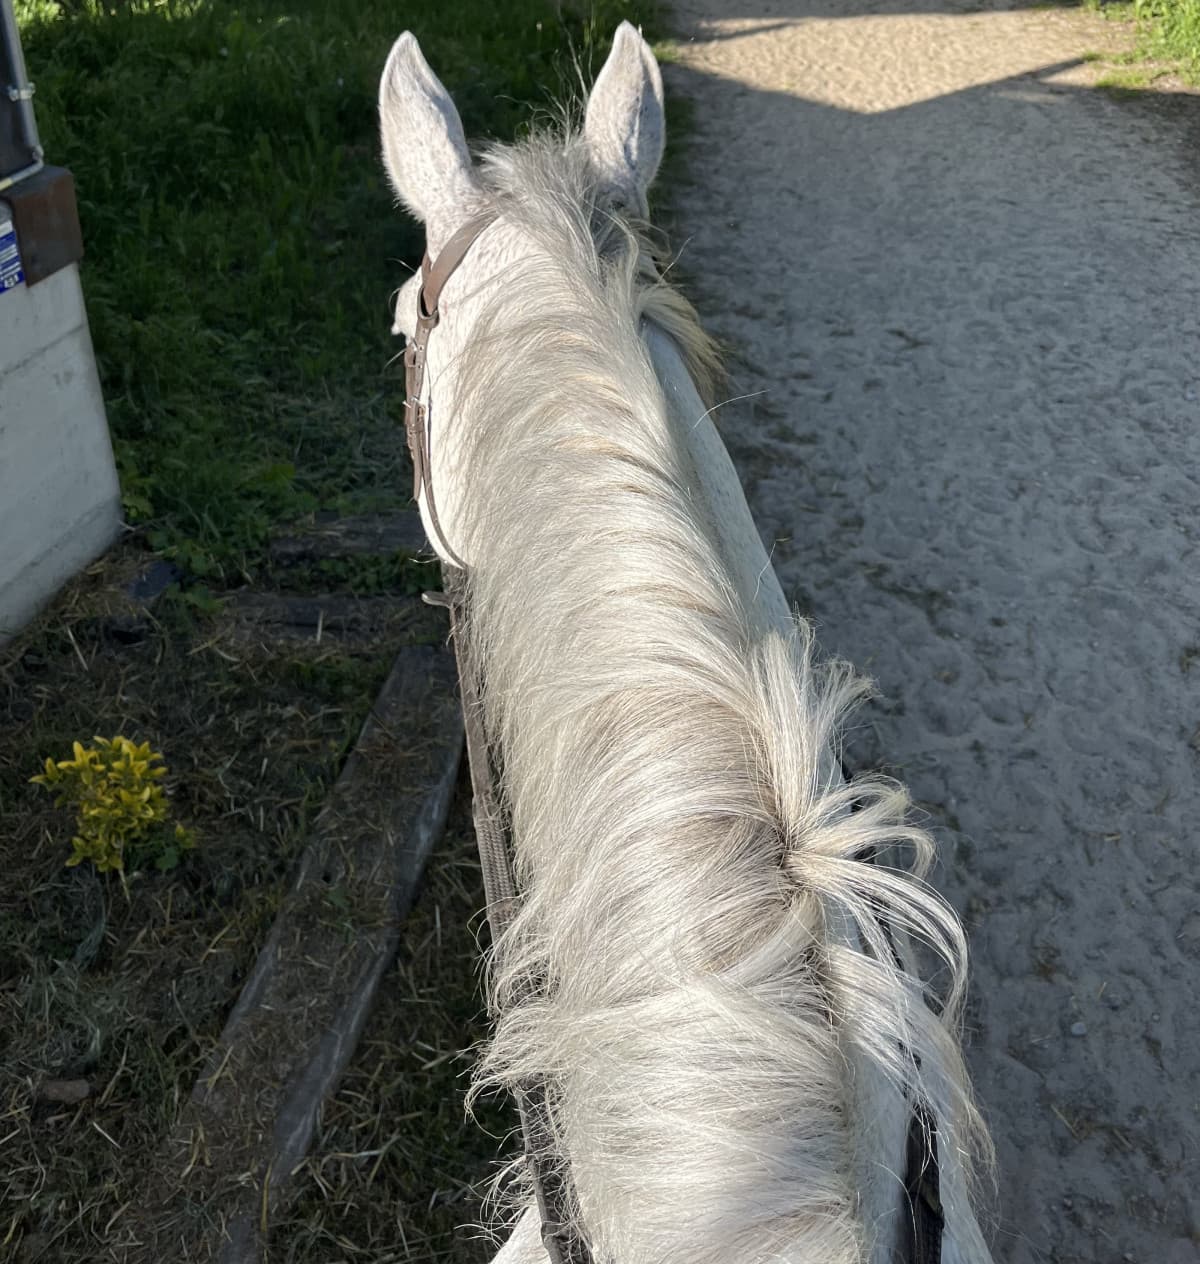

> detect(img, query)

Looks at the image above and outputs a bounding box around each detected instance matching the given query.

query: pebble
[1070,1021,1088,1037]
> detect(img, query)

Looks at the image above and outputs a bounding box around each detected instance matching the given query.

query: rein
[402,216,943,1264]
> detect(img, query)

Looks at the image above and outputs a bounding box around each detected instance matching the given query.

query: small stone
[1070,1021,1088,1038]
[37,1078,91,1104]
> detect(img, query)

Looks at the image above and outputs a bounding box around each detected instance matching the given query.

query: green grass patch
[1081,0,1137,17]
[1089,0,1200,86]
[1095,64,1166,93]
[1134,0,1200,78]
[271,551,432,597]
[15,0,658,582]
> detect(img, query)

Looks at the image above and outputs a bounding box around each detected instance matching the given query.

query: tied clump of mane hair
[453,128,991,1263]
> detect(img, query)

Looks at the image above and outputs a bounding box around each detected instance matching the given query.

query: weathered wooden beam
[3,166,84,286]
[268,511,429,566]
[222,591,441,651]
[128,642,462,1262]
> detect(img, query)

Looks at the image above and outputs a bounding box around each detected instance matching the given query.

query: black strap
[404,214,498,570]
[903,1099,944,1264]
[841,760,945,1262]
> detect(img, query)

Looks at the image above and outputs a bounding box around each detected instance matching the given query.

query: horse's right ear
[584,22,665,212]
[379,33,480,241]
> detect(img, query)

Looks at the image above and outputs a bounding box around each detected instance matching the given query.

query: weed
[1096,67,1156,94]
[30,737,195,874]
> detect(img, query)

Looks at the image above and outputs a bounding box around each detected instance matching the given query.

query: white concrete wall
[0,259,122,640]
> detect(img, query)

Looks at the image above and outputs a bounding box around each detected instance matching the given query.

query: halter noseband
[402,211,498,570]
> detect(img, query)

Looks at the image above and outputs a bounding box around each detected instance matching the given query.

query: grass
[1133,0,1200,78]
[1082,0,1200,89]
[2,1,658,1260]
[16,0,656,583]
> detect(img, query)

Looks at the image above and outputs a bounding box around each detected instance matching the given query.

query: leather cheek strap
[402,213,498,570]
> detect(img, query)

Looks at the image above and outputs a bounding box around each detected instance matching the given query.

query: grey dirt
[664,3,1200,1261]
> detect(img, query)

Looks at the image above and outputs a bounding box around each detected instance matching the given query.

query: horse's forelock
[471,131,722,406]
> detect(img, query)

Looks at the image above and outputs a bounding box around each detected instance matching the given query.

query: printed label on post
[1,219,25,293]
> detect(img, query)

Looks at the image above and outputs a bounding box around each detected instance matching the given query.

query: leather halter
[403,212,498,570]
[402,217,943,1264]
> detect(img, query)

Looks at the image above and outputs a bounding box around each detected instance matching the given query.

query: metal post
[0,0,45,192]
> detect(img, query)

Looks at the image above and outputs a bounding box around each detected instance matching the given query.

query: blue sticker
[0,219,25,293]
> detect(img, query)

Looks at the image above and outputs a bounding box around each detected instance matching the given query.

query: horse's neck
[464,309,985,1264]
[644,323,916,1261]
[641,325,795,638]
[644,330,994,1263]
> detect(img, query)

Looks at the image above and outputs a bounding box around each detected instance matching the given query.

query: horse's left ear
[584,22,665,211]
[379,32,480,241]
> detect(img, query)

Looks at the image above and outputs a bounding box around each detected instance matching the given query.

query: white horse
[379,24,993,1264]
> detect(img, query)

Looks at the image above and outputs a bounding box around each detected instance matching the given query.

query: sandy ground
[663,4,1200,1261]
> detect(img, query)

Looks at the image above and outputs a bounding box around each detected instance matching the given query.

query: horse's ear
[584,22,665,211]
[379,32,480,237]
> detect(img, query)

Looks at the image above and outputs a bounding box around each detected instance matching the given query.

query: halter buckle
[416,285,440,333]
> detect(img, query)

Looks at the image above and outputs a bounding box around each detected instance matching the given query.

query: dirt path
[663,4,1200,1261]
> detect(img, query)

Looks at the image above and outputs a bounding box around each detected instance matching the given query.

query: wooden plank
[268,511,429,565]
[128,643,462,1262]
[222,591,442,651]
[6,166,85,286]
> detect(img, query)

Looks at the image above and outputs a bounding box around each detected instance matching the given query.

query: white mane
[444,133,992,1263]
